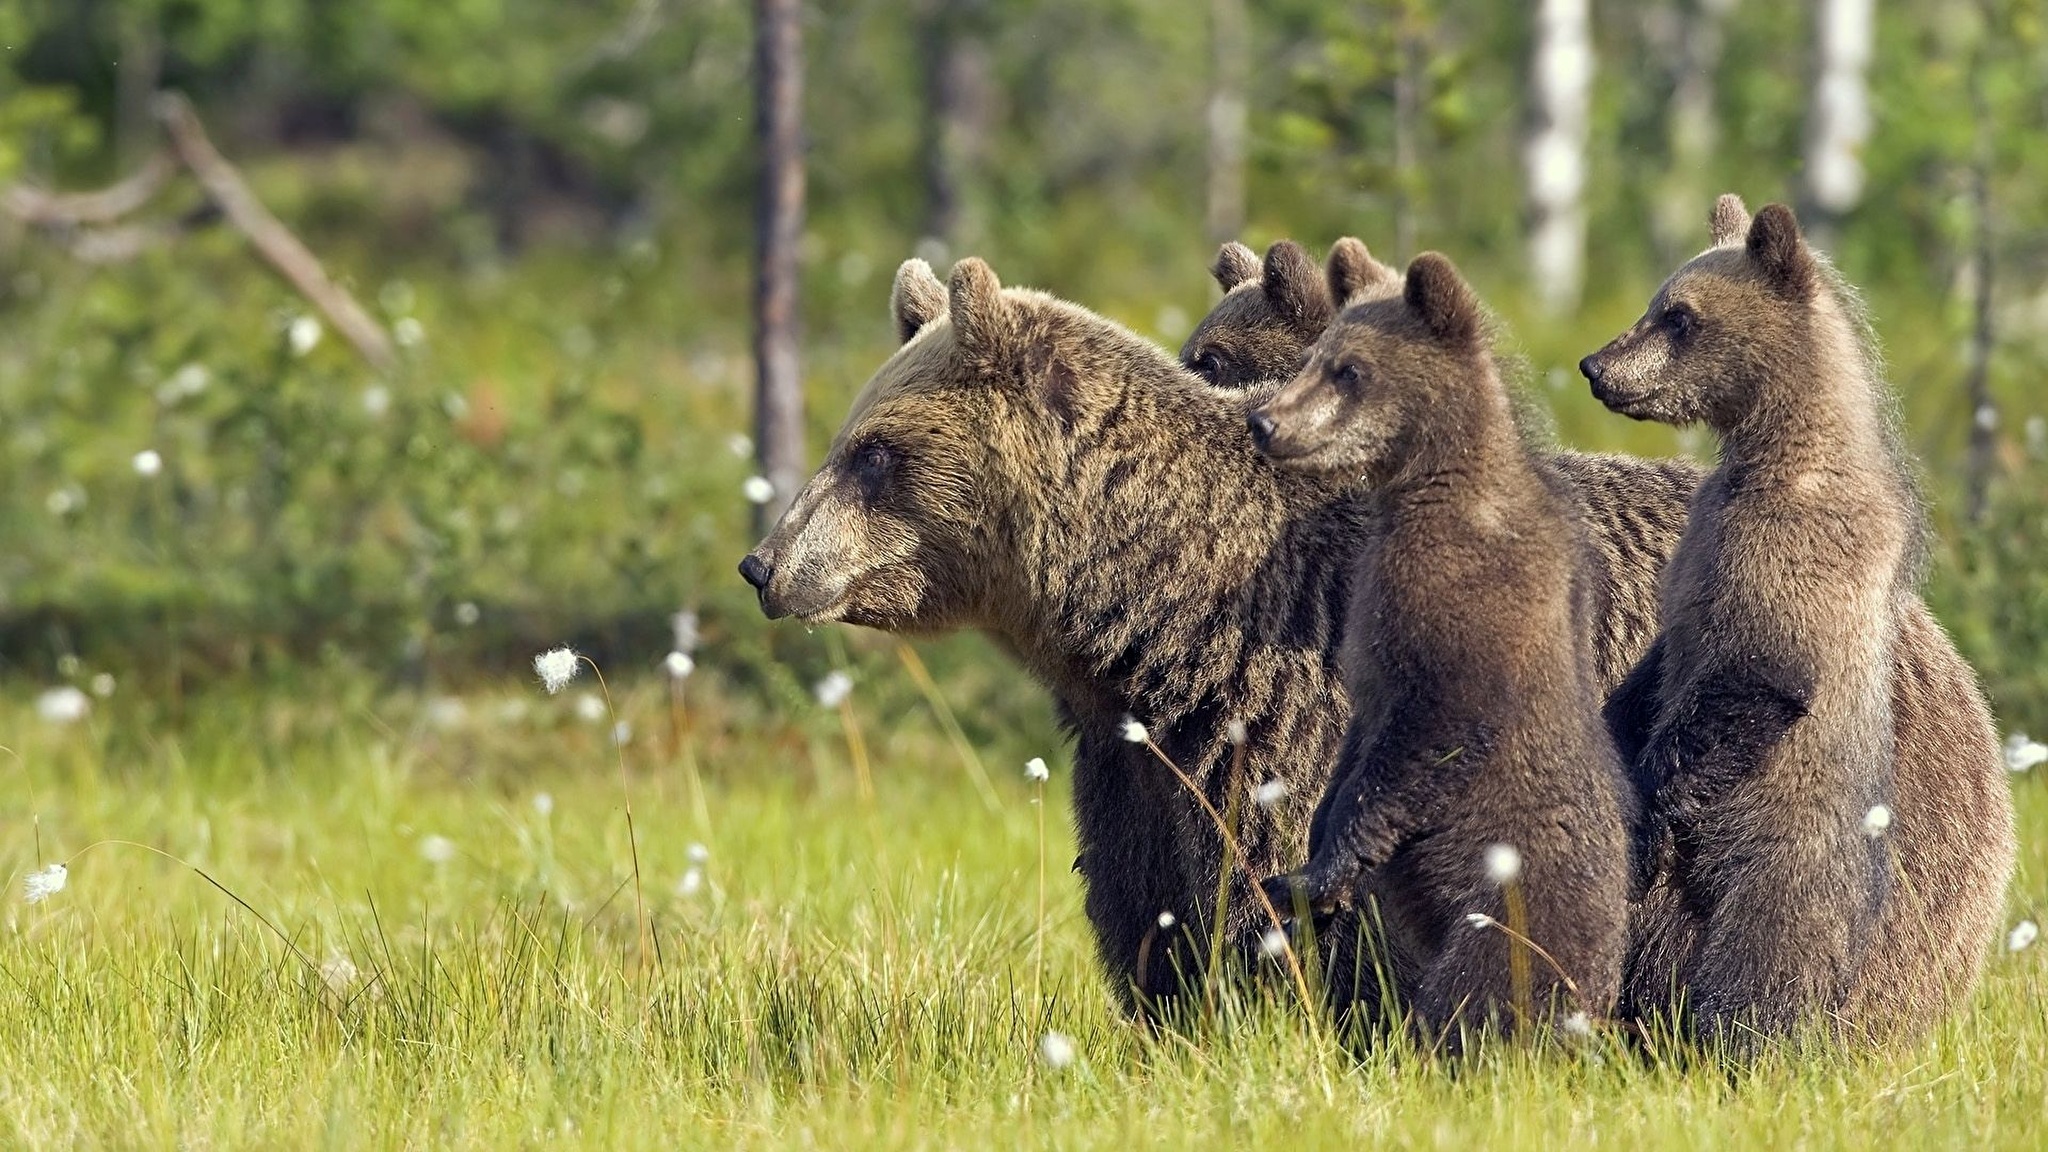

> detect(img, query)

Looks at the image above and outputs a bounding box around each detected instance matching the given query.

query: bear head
[1246,251,1489,485]
[1578,195,1824,431]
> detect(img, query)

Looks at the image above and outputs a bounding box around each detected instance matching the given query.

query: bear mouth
[1589,380,1662,417]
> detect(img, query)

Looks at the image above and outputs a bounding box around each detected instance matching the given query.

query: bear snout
[1246,409,1278,452]
[1578,354,1605,386]
[738,553,773,591]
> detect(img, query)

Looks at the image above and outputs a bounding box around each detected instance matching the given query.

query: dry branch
[151,92,397,373]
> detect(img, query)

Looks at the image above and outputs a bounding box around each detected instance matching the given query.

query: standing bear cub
[1584,196,2015,1046]
[1255,253,1634,1044]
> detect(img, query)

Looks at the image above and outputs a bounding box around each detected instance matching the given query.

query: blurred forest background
[1,0,2045,730]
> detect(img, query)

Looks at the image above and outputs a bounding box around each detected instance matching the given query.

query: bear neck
[990,374,1357,737]
[1371,367,1531,515]
[1719,290,1899,483]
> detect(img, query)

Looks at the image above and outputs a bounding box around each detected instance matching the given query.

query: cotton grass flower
[726,433,753,459]
[1025,757,1050,783]
[362,385,392,418]
[453,601,481,627]
[611,720,633,746]
[1483,842,1522,886]
[1225,720,1248,746]
[1156,911,1175,930]
[532,792,555,818]
[89,673,116,698]
[320,953,361,996]
[393,317,426,347]
[132,449,163,477]
[742,475,775,505]
[687,843,710,865]
[1253,779,1288,809]
[288,315,323,356]
[22,863,67,904]
[36,686,90,725]
[2005,733,2048,774]
[1037,1031,1076,1070]
[676,868,704,898]
[814,670,853,709]
[534,647,580,694]
[574,693,607,724]
[1465,912,1496,930]
[1259,927,1290,959]
[1119,716,1149,744]
[1861,804,1893,838]
[1561,1010,1593,1038]
[2010,920,2039,953]
[664,651,695,680]
[419,835,456,864]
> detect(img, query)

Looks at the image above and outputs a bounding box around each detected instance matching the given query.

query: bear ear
[1403,252,1481,347]
[1325,237,1402,306]
[1262,240,1334,329]
[1745,203,1816,301]
[890,258,949,344]
[1708,193,1751,248]
[1211,242,1260,291]
[947,257,1013,353]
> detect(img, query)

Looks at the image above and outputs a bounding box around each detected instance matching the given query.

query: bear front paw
[1260,864,1354,920]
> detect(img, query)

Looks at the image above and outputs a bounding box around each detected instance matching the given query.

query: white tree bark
[1205,0,1248,246]
[1524,0,1594,313]
[1803,0,1874,217]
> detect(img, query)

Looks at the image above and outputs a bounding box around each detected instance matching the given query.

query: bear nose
[738,554,773,591]
[1247,410,1277,450]
[1578,354,1604,384]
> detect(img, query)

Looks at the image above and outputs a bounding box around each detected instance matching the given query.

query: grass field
[2,661,2044,1150]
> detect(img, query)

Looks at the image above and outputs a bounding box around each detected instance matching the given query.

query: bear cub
[1254,252,1633,1044]
[1583,199,1914,1046]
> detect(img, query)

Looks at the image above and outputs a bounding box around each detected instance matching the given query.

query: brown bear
[1582,196,2016,1046]
[1181,237,1700,695]
[1253,253,1633,1044]
[742,256,1377,1014]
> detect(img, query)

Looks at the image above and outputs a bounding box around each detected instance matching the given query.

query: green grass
[2,667,2044,1150]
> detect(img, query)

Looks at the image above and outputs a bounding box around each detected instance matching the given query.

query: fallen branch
[1,151,176,227]
[151,91,397,373]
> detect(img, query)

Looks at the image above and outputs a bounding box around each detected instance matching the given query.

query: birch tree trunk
[1391,5,1425,260]
[754,0,807,529]
[1205,0,1248,246]
[1801,0,1874,245]
[1524,0,1593,313]
[1963,31,1996,524]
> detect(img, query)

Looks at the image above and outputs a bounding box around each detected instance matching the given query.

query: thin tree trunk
[1524,0,1593,313]
[1655,0,1736,262]
[921,0,988,251]
[754,0,807,529]
[115,11,164,171]
[1205,0,1248,247]
[1801,0,1874,246]
[1963,37,1996,524]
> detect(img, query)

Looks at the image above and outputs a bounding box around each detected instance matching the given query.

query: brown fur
[743,256,1375,1012]
[1254,254,1633,1043]
[1584,198,2016,1046]
[1180,240,1337,387]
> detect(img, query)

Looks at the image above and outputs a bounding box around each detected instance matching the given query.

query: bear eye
[850,441,897,497]
[1662,305,1697,339]
[1331,362,1364,389]
[1190,349,1224,382]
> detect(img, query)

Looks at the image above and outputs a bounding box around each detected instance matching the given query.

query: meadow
[3,653,2044,1149]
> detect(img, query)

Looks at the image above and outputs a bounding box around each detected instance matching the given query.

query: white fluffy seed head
[1225,720,1247,746]
[89,673,116,698]
[1259,928,1289,959]
[1483,843,1523,886]
[1861,804,1893,838]
[1119,716,1148,744]
[533,647,580,694]
[664,651,695,680]
[22,863,67,904]
[419,835,455,864]
[35,686,89,725]
[574,693,607,723]
[2010,920,2039,952]
[1037,1031,1076,1070]
[1253,779,1288,809]
[1024,757,1050,783]
[1465,912,1496,930]
[1561,1010,1593,1038]
[676,868,704,898]
[814,670,853,709]
[453,601,480,627]
[532,792,554,818]
[288,315,323,356]
[687,842,710,865]
[1157,911,1176,930]
[132,449,163,477]
[742,475,775,505]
